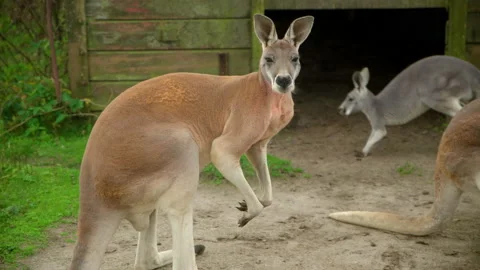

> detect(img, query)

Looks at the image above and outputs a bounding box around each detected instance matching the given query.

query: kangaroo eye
[264,57,274,63]
[348,97,354,102]
[291,57,299,62]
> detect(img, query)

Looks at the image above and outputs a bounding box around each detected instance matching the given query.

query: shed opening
[264,8,448,96]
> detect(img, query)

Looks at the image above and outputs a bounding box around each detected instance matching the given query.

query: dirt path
[24,86,480,270]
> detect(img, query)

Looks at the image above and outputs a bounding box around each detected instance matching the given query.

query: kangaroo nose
[275,76,292,89]
[338,107,346,115]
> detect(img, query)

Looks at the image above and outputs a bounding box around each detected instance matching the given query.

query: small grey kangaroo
[338,55,480,157]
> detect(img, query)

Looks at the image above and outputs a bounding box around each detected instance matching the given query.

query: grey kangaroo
[329,99,480,236]
[338,55,480,157]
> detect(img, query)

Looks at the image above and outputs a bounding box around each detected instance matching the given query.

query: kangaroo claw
[236,200,248,212]
[194,244,206,255]
[238,215,253,227]
[354,150,365,158]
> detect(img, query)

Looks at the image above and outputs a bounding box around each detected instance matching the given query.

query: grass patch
[0,134,86,267]
[202,154,304,184]
[396,162,422,176]
[0,134,303,266]
[0,165,79,265]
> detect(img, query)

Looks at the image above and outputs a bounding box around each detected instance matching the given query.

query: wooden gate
[68,0,253,109]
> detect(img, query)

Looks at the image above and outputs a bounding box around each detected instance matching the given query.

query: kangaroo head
[339,67,371,116]
[253,14,314,94]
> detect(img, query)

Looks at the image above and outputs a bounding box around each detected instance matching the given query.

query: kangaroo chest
[260,94,294,140]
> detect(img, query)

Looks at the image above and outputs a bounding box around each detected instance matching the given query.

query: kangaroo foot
[236,200,248,212]
[354,150,365,158]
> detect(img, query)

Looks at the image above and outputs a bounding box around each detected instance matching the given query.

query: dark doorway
[265,8,448,95]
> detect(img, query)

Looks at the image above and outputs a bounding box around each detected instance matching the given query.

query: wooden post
[66,0,89,98]
[251,0,264,71]
[446,0,467,59]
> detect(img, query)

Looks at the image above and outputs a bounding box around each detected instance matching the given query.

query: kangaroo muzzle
[274,75,293,93]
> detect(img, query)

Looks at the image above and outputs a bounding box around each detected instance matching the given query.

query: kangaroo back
[376,55,480,121]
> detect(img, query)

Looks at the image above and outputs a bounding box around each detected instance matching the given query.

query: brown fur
[70,14,314,270]
[85,72,292,208]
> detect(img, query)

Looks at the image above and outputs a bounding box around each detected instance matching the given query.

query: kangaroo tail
[328,181,462,236]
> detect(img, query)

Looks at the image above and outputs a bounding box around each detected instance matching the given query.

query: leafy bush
[0,1,90,137]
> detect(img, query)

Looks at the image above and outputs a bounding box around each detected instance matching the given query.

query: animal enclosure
[20,1,480,269]
[67,0,480,109]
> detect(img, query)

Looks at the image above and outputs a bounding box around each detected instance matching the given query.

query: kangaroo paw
[354,150,365,158]
[236,200,248,212]
[194,244,206,256]
[238,215,253,227]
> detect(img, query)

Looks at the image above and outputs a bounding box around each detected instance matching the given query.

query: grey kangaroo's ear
[284,16,315,49]
[359,67,370,88]
[253,14,278,48]
[352,71,361,89]
[352,68,370,90]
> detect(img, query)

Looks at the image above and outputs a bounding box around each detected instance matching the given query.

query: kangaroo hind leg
[131,127,204,270]
[423,87,472,117]
[70,208,123,270]
[157,138,202,270]
[132,209,205,270]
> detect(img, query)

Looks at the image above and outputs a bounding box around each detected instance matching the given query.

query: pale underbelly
[384,103,430,126]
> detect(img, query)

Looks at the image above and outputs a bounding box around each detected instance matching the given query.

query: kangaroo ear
[359,67,370,87]
[352,67,370,90]
[284,16,315,49]
[253,14,278,48]
[352,71,361,89]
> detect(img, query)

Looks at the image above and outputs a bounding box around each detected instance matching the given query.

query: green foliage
[0,3,90,137]
[202,154,304,185]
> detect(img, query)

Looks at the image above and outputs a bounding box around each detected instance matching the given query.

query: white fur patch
[345,107,353,116]
[475,172,480,191]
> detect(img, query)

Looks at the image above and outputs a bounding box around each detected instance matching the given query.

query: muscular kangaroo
[69,14,314,270]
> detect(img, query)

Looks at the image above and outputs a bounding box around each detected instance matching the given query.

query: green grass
[202,154,304,185]
[396,162,422,176]
[0,134,87,267]
[0,133,303,267]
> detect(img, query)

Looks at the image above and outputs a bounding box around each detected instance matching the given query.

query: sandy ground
[23,83,480,270]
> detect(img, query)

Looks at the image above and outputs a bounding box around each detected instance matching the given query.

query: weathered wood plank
[88,50,251,81]
[66,0,89,98]
[467,13,480,43]
[446,0,467,59]
[86,0,250,20]
[90,81,138,110]
[466,44,480,69]
[264,0,446,9]
[251,0,264,72]
[468,0,480,12]
[88,19,250,50]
